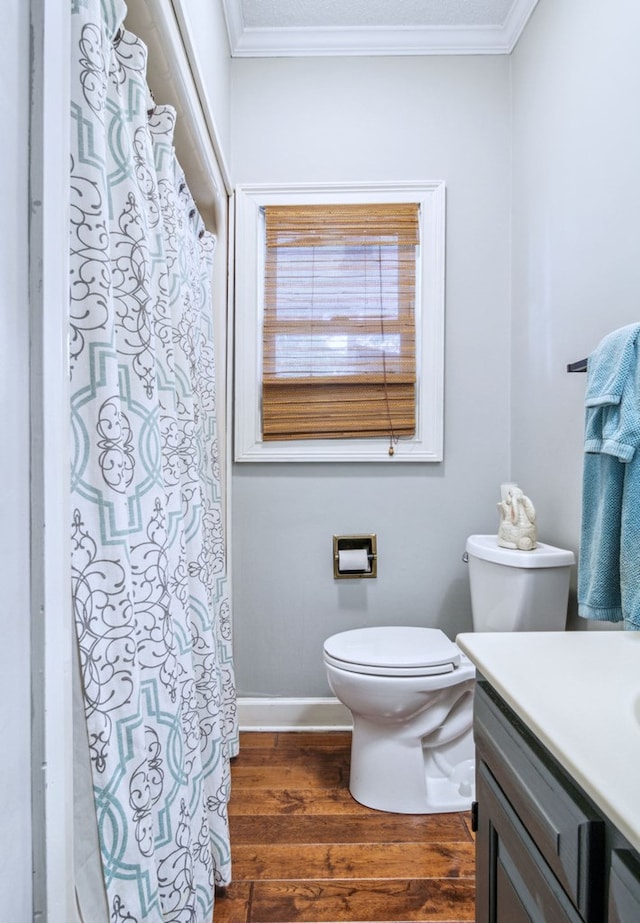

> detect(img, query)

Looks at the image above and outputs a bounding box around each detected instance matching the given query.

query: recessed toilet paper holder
[333,534,377,579]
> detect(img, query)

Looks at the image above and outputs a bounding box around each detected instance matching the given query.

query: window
[234,183,445,462]
[262,203,419,446]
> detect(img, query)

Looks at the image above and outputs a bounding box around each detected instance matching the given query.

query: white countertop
[456,630,640,853]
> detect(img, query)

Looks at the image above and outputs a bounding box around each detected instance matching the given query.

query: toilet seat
[323,626,461,677]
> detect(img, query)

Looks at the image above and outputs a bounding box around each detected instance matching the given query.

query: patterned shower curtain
[69,1,237,920]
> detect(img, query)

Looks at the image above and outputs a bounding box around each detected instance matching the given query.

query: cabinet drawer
[475,681,605,922]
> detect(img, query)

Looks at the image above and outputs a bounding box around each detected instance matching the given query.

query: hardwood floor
[213,731,476,923]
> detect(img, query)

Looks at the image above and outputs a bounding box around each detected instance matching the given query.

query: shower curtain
[69,1,237,920]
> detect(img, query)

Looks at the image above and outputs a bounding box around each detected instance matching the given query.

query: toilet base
[348,695,476,814]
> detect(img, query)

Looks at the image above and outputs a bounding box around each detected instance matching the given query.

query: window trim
[234,181,445,462]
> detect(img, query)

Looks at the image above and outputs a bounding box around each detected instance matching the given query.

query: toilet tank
[465,534,575,632]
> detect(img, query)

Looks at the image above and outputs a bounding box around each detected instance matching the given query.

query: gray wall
[212,0,640,697]
[10,4,636,906]
[509,0,640,625]
[230,56,512,695]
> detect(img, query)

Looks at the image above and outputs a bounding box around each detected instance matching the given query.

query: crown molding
[222,0,539,57]
[502,0,540,52]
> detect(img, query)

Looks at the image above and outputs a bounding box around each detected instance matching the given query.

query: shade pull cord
[378,245,398,456]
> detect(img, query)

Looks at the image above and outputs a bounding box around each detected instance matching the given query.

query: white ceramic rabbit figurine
[497,485,537,551]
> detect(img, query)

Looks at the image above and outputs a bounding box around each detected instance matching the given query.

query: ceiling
[221,0,540,57]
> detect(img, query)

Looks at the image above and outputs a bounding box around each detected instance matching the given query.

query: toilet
[323,533,575,814]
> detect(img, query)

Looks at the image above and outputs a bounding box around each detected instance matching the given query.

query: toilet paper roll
[338,548,371,572]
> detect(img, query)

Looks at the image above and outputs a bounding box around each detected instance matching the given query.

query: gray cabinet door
[609,851,640,923]
[476,762,583,923]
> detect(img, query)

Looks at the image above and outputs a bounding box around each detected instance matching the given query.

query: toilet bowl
[323,626,475,814]
[324,534,575,814]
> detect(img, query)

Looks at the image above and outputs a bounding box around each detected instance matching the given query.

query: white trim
[30,1,76,920]
[238,697,352,732]
[169,0,233,196]
[221,0,245,58]
[124,0,232,229]
[221,0,539,57]
[225,193,237,591]
[502,0,540,52]
[228,24,513,58]
[234,181,445,464]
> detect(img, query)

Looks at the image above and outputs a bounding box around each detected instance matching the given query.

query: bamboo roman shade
[262,202,419,443]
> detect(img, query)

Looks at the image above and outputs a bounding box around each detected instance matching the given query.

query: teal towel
[578,323,640,629]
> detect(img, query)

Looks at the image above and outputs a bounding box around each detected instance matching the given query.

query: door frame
[30,1,75,920]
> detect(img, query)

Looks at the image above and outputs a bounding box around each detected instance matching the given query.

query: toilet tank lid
[466,534,575,568]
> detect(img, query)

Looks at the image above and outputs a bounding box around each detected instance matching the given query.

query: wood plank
[462,814,475,841]
[229,760,348,791]
[274,732,352,749]
[238,732,351,751]
[249,878,476,922]
[211,882,252,923]
[231,841,476,882]
[232,746,349,771]
[228,787,377,817]
[229,813,471,846]
[238,732,279,749]
[229,786,474,828]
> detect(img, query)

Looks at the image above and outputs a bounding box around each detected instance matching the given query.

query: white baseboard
[237,696,352,732]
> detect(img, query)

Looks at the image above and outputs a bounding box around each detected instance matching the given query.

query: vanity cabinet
[473,679,640,923]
